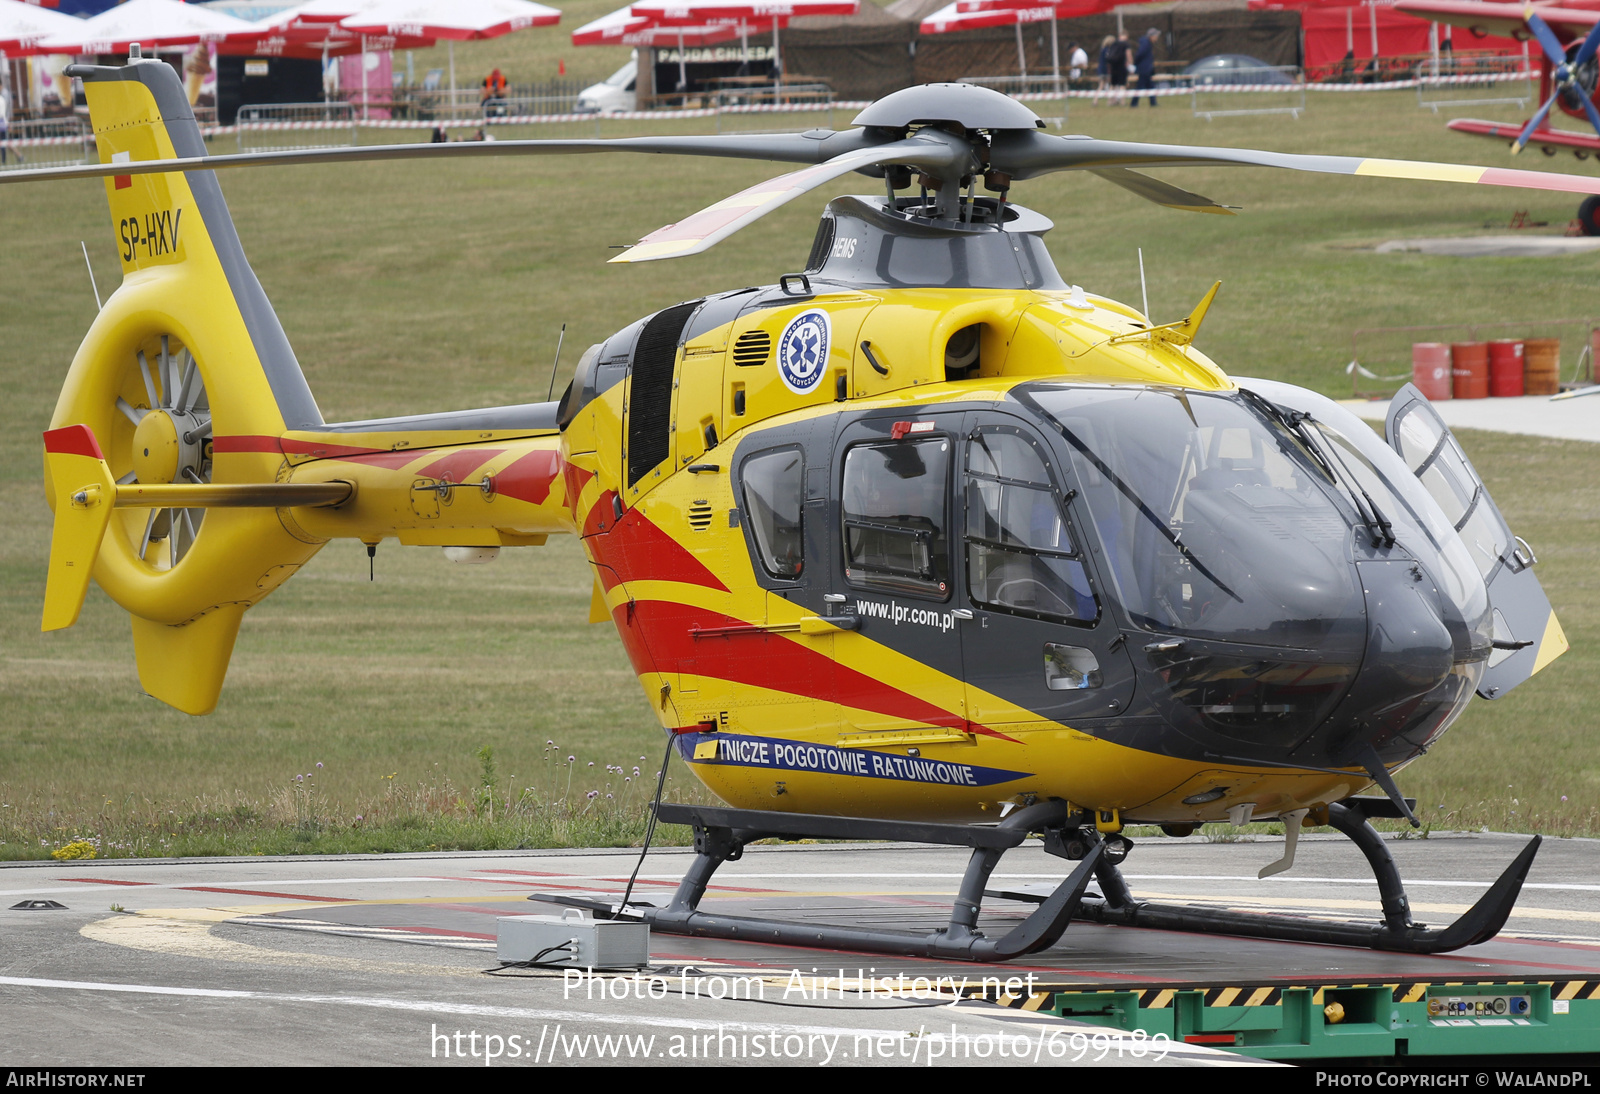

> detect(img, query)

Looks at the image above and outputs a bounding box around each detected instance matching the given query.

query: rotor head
[852,83,1046,133]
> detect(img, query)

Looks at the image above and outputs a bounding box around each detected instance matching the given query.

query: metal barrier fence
[0,115,93,172]
[388,80,588,123]
[1186,67,1306,120]
[237,102,358,154]
[1414,57,1533,113]
[1348,318,1599,398]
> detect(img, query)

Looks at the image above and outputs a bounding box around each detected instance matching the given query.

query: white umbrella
[342,0,561,115]
[38,0,253,54]
[283,0,381,22]
[0,0,84,55]
[572,6,744,47]
[630,0,858,97]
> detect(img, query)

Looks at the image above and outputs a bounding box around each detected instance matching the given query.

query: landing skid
[533,800,1541,962]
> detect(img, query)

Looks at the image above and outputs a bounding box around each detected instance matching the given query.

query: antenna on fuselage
[80,241,101,311]
[1138,247,1150,323]
[546,323,567,402]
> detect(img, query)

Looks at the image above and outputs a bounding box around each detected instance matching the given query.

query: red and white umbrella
[954,0,1115,12]
[225,2,435,58]
[0,0,84,56]
[341,0,561,116]
[629,0,855,24]
[629,0,857,92]
[281,0,382,24]
[38,0,254,54]
[921,0,1113,85]
[222,2,435,117]
[572,6,745,47]
[574,5,756,94]
[342,0,561,40]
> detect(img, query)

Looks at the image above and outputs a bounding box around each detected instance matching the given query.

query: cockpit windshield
[1024,385,1365,652]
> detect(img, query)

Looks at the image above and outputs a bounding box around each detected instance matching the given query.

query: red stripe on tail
[42,424,104,460]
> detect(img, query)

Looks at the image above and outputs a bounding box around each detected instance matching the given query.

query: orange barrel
[1451,342,1489,399]
[1412,342,1452,400]
[1488,339,1524,397]
[1523,338,1561,395]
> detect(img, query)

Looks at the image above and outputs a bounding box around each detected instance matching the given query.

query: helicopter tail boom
[43,61,579,714]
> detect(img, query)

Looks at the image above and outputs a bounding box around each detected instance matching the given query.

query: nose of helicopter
[1320,558,1467,768]
[1137,548,1482,774]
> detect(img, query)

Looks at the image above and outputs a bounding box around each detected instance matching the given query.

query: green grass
[1,89,1596,859]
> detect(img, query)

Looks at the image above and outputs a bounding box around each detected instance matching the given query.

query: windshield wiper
[1239,390,1395,549]
[1023,403,1242,604]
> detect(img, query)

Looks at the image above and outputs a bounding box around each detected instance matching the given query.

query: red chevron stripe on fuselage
[584,490,728,593]
[610,599,1017,742]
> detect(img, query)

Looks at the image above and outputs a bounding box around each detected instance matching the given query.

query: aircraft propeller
[1512,7,1600,153]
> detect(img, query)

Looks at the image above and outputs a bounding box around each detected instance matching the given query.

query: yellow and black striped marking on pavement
[968,979,1600,1011]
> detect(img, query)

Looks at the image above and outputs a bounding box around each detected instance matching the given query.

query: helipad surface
[3,831,1597,1067]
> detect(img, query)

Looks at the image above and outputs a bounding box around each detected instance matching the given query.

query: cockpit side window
[964,425,1098,624]
[842,437,951,599]
[740,446,805,578]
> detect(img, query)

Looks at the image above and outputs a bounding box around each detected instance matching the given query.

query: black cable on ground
[482,941,575,976]
[618,732,676,915]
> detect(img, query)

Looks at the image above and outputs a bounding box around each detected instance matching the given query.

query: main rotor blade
[1089,168,1237,214]
[612,132,977,264]
[0,130,881,188]
[992,130,1600,200]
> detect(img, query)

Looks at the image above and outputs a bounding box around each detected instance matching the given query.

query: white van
[576,55,637,114]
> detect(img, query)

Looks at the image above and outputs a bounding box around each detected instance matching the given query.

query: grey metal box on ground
[496,913,651,970]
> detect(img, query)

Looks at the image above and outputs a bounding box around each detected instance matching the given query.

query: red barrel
[1488,339,1524,397]
[1451,341,1489,399]
[1412,343,1452,400]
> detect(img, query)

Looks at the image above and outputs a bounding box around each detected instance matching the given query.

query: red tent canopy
[1250,0,1522,70]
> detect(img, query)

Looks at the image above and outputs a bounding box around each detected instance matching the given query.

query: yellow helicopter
[21,55,1576,962]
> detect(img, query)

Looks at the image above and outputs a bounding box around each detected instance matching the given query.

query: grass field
[0,87,1596,859]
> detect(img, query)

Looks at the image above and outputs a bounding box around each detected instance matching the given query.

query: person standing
[1096,35,1114,100]
[1131,27,1160,107]
[1107,31,1131,103]
[1069,41,1088,87]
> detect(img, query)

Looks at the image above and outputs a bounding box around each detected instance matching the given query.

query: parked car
[576,55,637,114]
[1179,54,1296,87]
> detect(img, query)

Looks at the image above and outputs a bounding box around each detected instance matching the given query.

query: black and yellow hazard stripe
[968,979,1600,1011]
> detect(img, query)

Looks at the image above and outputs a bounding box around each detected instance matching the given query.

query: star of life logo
[776,309,831,394]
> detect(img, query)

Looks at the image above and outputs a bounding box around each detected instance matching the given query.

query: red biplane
[1398,0,1600,231]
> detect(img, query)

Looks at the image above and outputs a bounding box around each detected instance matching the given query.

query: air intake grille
[627,300,700,489]
[732,329,771,368]
[688,501,714,531]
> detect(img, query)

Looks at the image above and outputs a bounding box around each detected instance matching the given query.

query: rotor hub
[852,83,1045,132]
[132,407,205,484]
